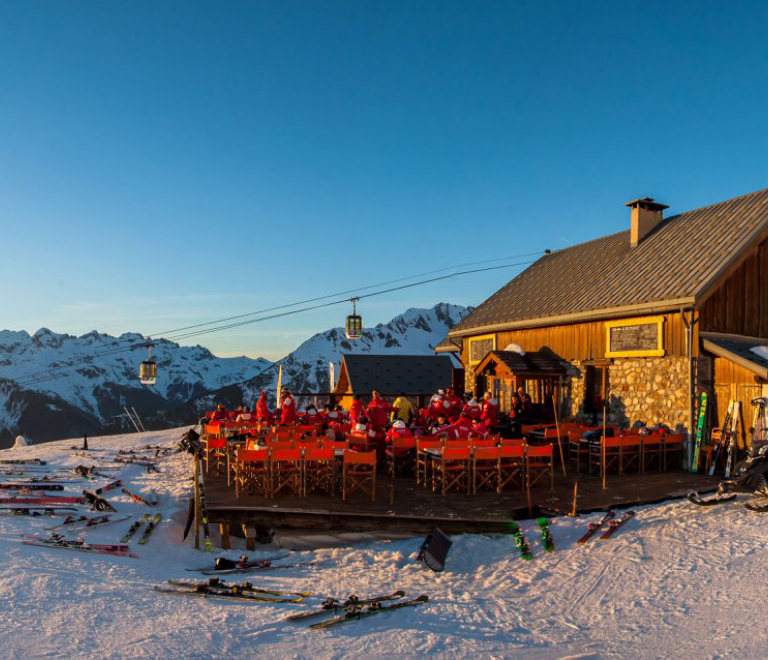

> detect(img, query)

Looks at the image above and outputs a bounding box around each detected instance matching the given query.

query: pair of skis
[121,513,162,544]
[187,557,315,575]
[22,534,137,558]
[309,594,429,630]
[154,582,306,603]
[45,513,131,531]
[576,510,635,543]
[510,518,554,559]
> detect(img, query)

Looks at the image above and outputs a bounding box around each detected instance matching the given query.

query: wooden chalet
[438,189,768,463]
[332,354,457,408]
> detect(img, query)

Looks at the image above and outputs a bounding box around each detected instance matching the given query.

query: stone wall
[565,356,691,433]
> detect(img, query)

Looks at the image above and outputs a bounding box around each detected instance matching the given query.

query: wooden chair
[470,438,496,448]
[295,439,321,452]
[641,434,664,473]
[500,438,526,447]
[434,447,472,495]
[567,431,589,474]
[487,433,501,445]
[342,450,376,501]
[498,446,525,492]
[304,448,336,496]
[527,445,554,489]
[662,433,687,470]
[444,438,470,449]
[321,440,349,452]
[386,436,416,477]
[270,449,304,497]
[234,448,270,498]
[416,438,442,487]
[267,439,294,451]
[472,447,501,494]
[204,438,227,475]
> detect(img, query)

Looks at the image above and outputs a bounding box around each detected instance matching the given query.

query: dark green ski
[510,521,533,560]
[121,513,151,543]
[537,517,555,552]
[137,513,162,545]
[691,392,708,473]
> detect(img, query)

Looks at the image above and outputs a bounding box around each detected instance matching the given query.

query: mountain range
[0,303,471,447]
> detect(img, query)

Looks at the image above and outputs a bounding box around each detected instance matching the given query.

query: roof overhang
[701,332,768,380]
[448,298,696,338]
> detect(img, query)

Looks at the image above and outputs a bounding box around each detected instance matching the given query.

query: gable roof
[335,354,454,395]
[450,187,768,337]
[475,350,566,378]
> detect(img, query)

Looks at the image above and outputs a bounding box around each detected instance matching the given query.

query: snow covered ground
[0,428,765,659]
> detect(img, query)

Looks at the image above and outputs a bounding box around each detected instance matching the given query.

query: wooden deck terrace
[201,467,719,539]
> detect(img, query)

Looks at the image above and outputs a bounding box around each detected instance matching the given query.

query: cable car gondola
[345,298,363,340]
[139,343,157,385]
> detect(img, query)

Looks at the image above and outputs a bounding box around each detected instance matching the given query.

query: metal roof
[434,335,461,353]
[450,187,768,336]
[701,333,768,380]
[475,350,567,377]
[338,354,455,395]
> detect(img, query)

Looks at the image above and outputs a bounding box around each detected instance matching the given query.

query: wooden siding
[700,238,768,337]
[711,357,763,446]
[460,312,689,365]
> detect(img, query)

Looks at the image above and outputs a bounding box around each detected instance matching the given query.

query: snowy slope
[1,429,767,658]
[242,302,471,403]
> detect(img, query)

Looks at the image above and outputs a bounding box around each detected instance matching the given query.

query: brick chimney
[626,198,669,247]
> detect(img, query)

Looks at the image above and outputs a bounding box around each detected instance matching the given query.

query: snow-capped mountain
[0,329,271,446]
[208,302,472,409]
[0,303,471,447]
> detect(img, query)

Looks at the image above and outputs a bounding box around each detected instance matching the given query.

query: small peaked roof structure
[434,335,461,353]
[474,350,567,379]
[701,332,768,380]
[449,187,768,337]
[334,354,455,395]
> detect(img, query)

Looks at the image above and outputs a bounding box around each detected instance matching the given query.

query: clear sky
[2,1,768,360]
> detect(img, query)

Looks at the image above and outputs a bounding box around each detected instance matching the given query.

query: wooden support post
[220,523,231,550]
[602,402,608,491]
[552,394,567,477]
[571,480,578,517]
[242,524,256,551]
[193,456,201,550]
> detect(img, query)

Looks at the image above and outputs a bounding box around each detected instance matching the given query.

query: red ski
[576,511,615,544]
[0,496,86,505]
[599,511,635,540]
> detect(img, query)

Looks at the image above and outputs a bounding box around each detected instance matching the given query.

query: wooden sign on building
[605,316,665,358]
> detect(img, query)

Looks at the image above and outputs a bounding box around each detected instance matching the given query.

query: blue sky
[2,1,768,360]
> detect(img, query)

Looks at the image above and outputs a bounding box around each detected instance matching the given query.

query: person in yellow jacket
[391,392,414,425]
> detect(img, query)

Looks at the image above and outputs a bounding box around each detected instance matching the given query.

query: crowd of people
[206,386,537,457]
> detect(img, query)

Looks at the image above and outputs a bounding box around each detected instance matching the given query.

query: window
[469,334,495,364]
[584,365,610,414]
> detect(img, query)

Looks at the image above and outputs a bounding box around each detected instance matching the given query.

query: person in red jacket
[428,390,445,421]
[209,404,228,423]
[469,418,489,439]
[254,391,271,423]
[442,388,463,422]
[462,397,482,420]
[429,414,458,439]
[349,395,365,424]
[481,392,499,429]
[366,390,391,429]
[386,419,415,444]
[280,390,297,425]
[302,405,322,425]
[455,414,473,437]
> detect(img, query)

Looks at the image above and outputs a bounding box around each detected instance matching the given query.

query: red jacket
[366,398,392,428]
[469,421,489,439]
[428,396,444,421]
[302,410,321,425]
[386,426,414,444]
[462,401,482,420]
[481,398,499,427]
[443,394,463,422]
[430,423,458,440]
[349,400,365,424]
[255,394,271,422]
[210,408,227,423]
[280,395,297,425]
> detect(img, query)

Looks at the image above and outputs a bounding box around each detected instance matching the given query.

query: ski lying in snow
[92,480,122,495]
[687,491,738,507]
[0,459,46,465]
[167,577,310,598]
[0,495,85,505]
[115,457,158,468]
[309,594,429,630]
[152,584,306,603]
[286,590,406,621]
[510,522,533,560]
[121,487,155,506]
[197,562,315,575]
[577,511,615,544]
[121,513,151,542]
[137,513,162,544]
[0,483,64,491]
[0,506,78,516]
[23,534,137,557]
[537,517,555,552]
[599,511,636,540]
